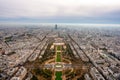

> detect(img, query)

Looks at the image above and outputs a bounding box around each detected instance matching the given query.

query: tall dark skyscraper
[55,24,58,30]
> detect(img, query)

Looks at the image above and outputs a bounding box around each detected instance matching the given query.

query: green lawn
[56,52,61,62]
[55,71,62,80]
[57,46,61,51]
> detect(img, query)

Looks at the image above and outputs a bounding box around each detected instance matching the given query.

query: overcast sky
[0,0,120,23]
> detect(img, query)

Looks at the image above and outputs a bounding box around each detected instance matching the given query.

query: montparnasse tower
[55,24,58,30]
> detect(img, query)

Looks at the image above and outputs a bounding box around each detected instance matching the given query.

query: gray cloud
[0,0,120,19]
[0,0,120,22]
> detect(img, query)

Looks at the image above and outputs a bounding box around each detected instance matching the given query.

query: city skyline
[0,25,120,80]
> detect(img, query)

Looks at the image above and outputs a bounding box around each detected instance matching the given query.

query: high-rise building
[55,24,58,30]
